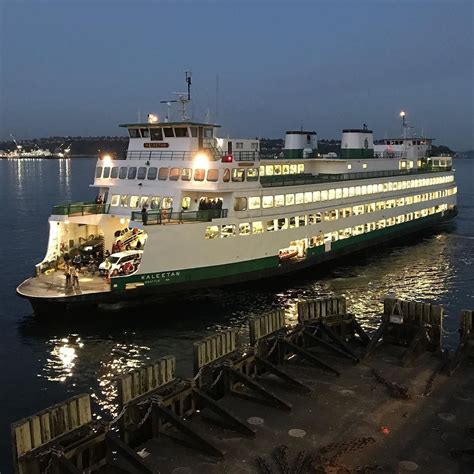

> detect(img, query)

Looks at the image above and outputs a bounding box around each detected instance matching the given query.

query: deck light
[148,114,158,124]
[194,153,209,168]
[101,154,113,166]
[399,111,406,118]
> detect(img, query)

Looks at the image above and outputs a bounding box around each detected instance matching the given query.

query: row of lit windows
[128,127,213,140]
[234,175,455,211]
[111,194,174,209]
[95,165,262,183]
[205,204,451,239]
[95,163,306,182]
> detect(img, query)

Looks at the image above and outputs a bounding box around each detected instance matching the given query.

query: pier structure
[11,296,474,473]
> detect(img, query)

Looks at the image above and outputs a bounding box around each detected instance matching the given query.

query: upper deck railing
[52,202,110,216]
[260,166,452,188]
[130,208,228,225]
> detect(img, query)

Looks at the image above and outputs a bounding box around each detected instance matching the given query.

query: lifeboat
[278,249,298,261]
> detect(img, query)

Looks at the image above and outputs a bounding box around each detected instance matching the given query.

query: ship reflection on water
[19,225,461,418]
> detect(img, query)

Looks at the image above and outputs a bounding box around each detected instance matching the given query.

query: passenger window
[103,167,110,178]
[248,197,261,209]
[232,168,245,182]
[181,197,191,210]
[194,169,205,181]
[147,167,157,180]
[205,226,219,239]
[120,195,129,207]
[140,196,150,208]
[223,169,230,182]
[207,169,219,182]
[158,167,169,180]
[95,167,103,178]
[137,167,147,180]
[262,196,274,208]
[128,167,137,179]
[221,224,235,238]
[252,222,264,234]
[234,197,247,211]
[111,195,120,206]
[110,167,118,179]
[181,168,192,181]
[129,129,140,138]
[119,167,127,179]
[274,195,284,207]
[239,223,250,235]
[150,196,161,210]
[247,168,259,181]
[163,127,174,138]
[130,196,140,208]
[162,197,173,209]
[150,128,163,141]
[169,168,180,181]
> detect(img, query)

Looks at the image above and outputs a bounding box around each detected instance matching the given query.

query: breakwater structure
[11,296,474,473]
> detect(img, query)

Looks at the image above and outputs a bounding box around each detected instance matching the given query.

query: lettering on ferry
[141,271,181,282]
[144,142,169,148]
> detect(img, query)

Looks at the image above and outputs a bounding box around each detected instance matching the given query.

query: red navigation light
[221,155,233,163]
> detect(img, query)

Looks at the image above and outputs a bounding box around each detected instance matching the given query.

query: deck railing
[260,166,452,188]
[52,202,110,216]
[131,208,228,225]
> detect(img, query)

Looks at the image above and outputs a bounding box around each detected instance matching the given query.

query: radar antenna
[160,71,193,121]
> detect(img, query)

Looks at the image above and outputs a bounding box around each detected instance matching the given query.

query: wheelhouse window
[140,128,150,138]
[110,167,119,179]
[103,167,110,178]
[190,127,198,137]
[95,166,103,178]
[163,127,174,138]
[207,169,219,182]
[234,197,247,211]
[129,129,140,138]
[127,167,137,179]
[194,169,205,181]
[181,168,192,181]
[119,167,127,179]
[150,128,163,141]
[147,167,158,180]
[158,167,169,180]
[204,128,213,138]
[137,167,147,180]
[174,127,188,137]
[169,168,180,181]
[232,168,245,182]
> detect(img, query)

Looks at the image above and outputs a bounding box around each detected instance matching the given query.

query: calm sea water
[0,157,473,470]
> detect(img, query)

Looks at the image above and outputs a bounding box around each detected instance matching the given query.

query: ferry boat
[17,82,457,313]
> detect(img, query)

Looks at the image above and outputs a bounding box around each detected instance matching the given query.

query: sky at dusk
[0,0,472,149]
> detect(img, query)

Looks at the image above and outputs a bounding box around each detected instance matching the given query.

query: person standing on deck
[71,266,80,288]
[64,263,71,288]
[141,205,148,225]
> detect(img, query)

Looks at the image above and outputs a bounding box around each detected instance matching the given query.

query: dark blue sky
[1,0,472,149]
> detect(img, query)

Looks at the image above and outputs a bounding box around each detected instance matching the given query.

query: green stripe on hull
[112,211,449,291]
[112,255,279,290]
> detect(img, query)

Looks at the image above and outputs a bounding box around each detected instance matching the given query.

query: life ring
[122,262,135,275]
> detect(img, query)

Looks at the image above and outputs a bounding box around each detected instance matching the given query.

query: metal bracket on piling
[151,397,224,458]
[106,432,153,473]
[254,356,312,393]
[192,388,256,438]
[224,365,292,412]
[281,339,340,376]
